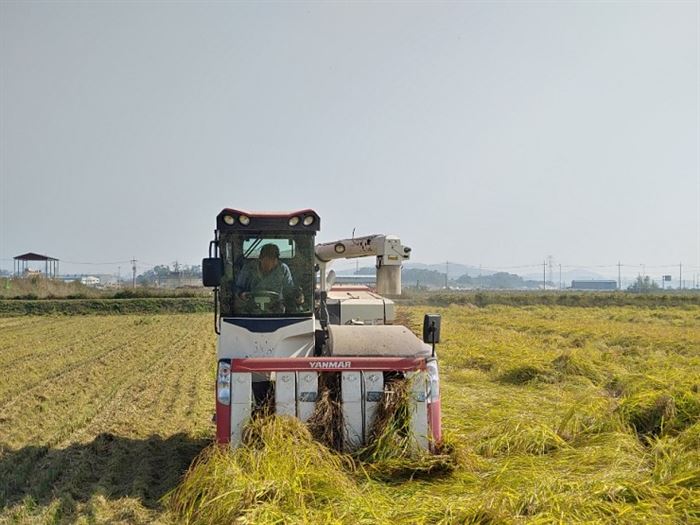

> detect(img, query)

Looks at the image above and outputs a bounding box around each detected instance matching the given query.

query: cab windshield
[219,232,314,317]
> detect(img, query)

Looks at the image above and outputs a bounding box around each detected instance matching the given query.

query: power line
[59,259,133,265]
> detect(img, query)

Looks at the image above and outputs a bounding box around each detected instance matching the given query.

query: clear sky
[1,1,698,278]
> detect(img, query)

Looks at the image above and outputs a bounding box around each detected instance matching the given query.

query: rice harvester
[202,209,442,451]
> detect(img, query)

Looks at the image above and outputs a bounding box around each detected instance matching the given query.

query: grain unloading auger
[202,209,442,451]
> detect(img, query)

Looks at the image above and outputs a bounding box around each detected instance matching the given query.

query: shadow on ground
[0,433,210,513]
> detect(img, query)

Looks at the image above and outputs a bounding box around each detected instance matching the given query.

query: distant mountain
[335,262,496,278]
[334,261,615,289]
[403,262,499,279]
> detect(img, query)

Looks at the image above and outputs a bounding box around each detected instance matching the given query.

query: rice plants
[166,417,373,525]
[1,305,698,523]
[356,376,458,480]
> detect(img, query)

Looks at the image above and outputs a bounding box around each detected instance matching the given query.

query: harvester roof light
[334,243,346,254]
[289,216,300,226]
[303,215,315,226]
[223,215,235,225]
[238,215,250,226]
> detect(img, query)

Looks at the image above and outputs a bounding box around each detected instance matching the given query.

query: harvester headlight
[289,216,300,226]
[426,358,440,402]
[238,215,250,226]
[217,361,232,406]
[334,243,346,254]
[303,215,315,226]
[223,215,235,225]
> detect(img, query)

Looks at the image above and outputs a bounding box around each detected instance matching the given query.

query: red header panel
[229,356,426,372]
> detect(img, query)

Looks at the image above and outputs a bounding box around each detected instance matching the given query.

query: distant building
[334,274,377,286]
[13,252,59,278]
[59,274,82,283]
[571,280,617,291]
[81,276,100,287]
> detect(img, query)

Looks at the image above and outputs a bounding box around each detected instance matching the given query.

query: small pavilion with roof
[13,252,59,278]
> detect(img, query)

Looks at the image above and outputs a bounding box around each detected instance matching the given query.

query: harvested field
[1,306,699,523]
[0,314,213,523]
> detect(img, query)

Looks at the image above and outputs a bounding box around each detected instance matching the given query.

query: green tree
[137,265,171,285]
[627,276,660,293]
[402,268,447,288]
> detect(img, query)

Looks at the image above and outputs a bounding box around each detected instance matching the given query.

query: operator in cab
[234,243,304,313]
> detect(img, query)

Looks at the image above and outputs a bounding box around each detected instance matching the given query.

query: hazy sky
[1,1,698,278]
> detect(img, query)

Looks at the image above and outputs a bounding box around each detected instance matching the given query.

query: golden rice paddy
[1,304,698,523]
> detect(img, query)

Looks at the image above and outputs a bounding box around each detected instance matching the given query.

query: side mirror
[326,269,336,288]
[423,313,441,344]
[202,258,223,287]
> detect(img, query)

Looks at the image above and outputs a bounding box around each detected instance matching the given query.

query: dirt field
[1,306,698,523]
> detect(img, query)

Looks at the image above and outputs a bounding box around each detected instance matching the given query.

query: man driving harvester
[234,243,303,313]
[203,208,442,450]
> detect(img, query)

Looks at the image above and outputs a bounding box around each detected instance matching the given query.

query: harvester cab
[203,209,442,451]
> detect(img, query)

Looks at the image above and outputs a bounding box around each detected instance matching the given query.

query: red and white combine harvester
[202,209,442,451]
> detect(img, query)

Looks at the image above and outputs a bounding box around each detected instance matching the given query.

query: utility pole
[679,262,682,290]
[547,255,554,289]
[117,266,121,287]
[445,261,449,289]
[617,261,622,290]
[558,264,562,290]
[131,258,137,288]
[543,260,546,290]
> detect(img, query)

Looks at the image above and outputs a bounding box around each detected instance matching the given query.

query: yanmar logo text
[309,360,352,369]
